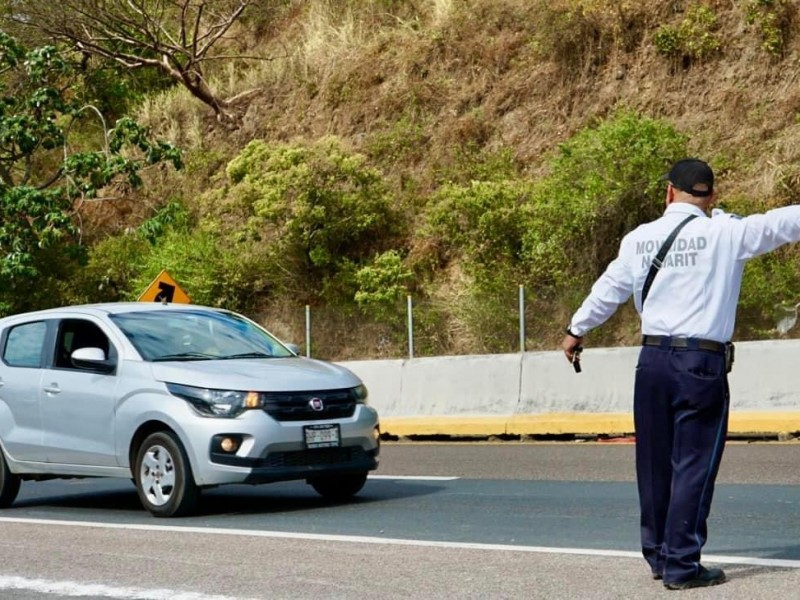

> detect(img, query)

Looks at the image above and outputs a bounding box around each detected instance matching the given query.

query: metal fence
[255,286,562,362]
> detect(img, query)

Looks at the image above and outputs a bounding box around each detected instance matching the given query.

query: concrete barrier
[340,339,800,438]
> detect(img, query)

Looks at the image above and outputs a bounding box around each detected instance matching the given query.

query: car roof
[0,303,228,323]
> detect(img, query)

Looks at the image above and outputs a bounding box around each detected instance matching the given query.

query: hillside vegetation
[8,0,800,359]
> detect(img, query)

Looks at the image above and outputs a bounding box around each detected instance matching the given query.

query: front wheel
[0,447,20,508]
[134,431,199,517]
[309,471,368,501]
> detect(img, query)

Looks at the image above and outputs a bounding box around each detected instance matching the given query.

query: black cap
[664,158,714,197]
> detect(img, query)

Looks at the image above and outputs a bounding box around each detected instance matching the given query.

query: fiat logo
[309,397,324,411]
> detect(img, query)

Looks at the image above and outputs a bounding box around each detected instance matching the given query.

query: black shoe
[652,572,662,580]
[664,567,726,590]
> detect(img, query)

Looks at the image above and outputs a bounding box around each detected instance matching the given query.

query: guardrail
[340,339,800,438]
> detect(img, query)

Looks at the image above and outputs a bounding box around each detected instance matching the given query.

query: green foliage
[745,0,792,57]
[129,229,272,310]
[76,225,272,311]
[138,200,190,244]
[0,34,182,314]
[420,111,686,349]
[366,115,428,168]
[66,199,190,305]
[652,26,681,56]
[220,136,401,304]
[654,5,721,62]
[83,61,176,120]
[426,179,533,281]
[354,250,412,320]
[423,178,533,352]
[522,111,687,291]
[68,232,151,305]
[437,143,520,186]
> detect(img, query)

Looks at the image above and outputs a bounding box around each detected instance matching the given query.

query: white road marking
[369,475,460,480]
[1,516,799,570]
[0,575,247,599]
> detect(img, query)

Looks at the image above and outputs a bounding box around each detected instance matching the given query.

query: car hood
[150,357,361,391]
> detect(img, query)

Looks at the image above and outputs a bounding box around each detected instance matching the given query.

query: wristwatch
[564,326,582,338]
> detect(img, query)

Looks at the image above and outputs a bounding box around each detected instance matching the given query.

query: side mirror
[71,347,116,373]
[284,342,301,355]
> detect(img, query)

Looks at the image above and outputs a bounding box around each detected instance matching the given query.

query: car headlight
[352,384,369,404]
[166,382,263,418]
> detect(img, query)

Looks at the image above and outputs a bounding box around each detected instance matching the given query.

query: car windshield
[110,309,295,362]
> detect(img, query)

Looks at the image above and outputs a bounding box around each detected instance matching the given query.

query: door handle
[43,384,61,394]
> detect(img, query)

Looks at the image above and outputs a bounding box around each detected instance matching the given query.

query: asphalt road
[0,442,799,599]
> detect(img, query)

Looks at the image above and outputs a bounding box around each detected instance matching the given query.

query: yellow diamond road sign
[138,270,191,304]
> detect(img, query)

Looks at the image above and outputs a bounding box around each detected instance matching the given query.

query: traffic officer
[560,158,800,590]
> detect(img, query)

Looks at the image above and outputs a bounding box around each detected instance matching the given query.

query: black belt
[641,335,726,354]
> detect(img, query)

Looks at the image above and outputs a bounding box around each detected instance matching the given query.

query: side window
[2,321,48,368]
[54,319,113,370]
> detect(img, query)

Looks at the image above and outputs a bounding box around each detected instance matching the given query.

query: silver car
[0,303,380,517]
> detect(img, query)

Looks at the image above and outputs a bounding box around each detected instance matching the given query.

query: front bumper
[183,405,380,486]
[211,444,379,484]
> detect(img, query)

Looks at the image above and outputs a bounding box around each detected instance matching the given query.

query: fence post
[305,304,311,358]
[519,284,525,353]
[407,295,414,359]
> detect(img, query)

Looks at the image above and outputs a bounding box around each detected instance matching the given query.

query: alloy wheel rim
[140,444,176,506]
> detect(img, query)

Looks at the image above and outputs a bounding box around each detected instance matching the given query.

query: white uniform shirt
[568,202,800,342]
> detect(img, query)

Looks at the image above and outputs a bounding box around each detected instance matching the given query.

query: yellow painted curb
[728,411,800,434]
[380,412,800,437]
[507,413,633,435]
[381,416,509,437]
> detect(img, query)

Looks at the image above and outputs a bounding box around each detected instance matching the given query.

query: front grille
[257,446,367,469]
[261,388,356,421]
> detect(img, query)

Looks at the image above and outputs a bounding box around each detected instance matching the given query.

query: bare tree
[13,0,260,120]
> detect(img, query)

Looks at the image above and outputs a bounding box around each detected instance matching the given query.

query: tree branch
[16,0,256,117]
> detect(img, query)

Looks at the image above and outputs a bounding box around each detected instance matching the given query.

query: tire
[309,471,368,501]
[134,431,199,517]
[0,447,21,509]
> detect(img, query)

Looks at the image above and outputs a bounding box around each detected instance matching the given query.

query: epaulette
[711,208,742,220]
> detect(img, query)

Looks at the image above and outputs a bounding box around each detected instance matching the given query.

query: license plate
[304,424,341,449]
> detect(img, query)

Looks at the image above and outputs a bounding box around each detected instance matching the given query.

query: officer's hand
[561,333,583,363]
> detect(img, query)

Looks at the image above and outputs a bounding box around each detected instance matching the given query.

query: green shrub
[745,0,792,58]
[425,179,533,280]
[654,5,721,63]
[354,250,412,321]
[218,136,402,304]
[522,110,687,292]
[126,228,273,310]
[138,200,190,244]
[436,143,520,186]
[420,111,687,349]
[366,115,429,168]
[69,232,151,304]
[70,197,270,312]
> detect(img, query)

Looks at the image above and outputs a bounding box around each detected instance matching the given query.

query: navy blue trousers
[633,344,729,584]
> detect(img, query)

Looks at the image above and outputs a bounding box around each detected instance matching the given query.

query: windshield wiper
[219,352,274,360]
[152,352,218,362]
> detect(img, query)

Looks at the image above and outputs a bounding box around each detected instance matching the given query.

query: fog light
[220,437,240,453]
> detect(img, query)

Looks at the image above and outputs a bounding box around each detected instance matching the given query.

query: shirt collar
[664,203,707,218]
